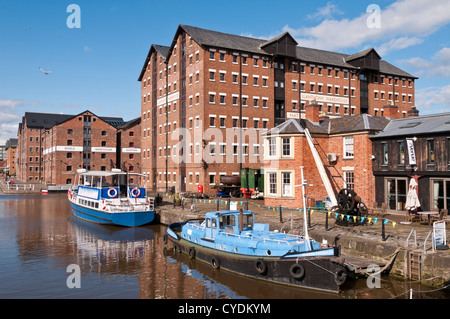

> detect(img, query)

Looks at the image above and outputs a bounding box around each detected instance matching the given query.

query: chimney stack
[407,106,419,118]
[305,101,320,122]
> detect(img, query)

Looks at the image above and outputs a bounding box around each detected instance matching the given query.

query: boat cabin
[203,210,269,238]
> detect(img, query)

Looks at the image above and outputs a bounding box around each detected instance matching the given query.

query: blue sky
[1,0,450,144]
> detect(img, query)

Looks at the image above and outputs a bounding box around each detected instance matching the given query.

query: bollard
[245,201,249,211]
[227,199,230,210]
[217,198,219,211]
[308,208,311,228]
[279,205,283,223]
[382,218,386,241]
[325,210,329,231]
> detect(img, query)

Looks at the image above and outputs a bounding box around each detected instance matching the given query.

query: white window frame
[343,136,354,159]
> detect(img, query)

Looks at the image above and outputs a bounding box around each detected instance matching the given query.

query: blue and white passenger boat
[166,209,348,293]
[68,169,155,227]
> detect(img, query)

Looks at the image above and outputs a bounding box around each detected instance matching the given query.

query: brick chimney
[407,106,419,118]
[305,102,320,122]
[383,104,399,119]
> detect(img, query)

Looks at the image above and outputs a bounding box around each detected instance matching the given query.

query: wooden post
[279,205,283,223]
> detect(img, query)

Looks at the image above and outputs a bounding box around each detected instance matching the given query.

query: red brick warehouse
[138,24,417,195]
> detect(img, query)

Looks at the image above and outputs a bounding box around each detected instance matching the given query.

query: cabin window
[212,219,217,229]
[206,218,211,228]
[242,214,253,229]
[219,215,235,228]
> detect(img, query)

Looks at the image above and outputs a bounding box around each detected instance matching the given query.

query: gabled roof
[259,32,298,48]
[345,48,381,62]
[138,44,170,81]
[141,24,417,80]
[24,111,124,130]
[372,112,450,139]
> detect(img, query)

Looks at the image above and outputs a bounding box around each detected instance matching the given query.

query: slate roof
[117,117,141,130]
[138,44,170,81]
[264,114,390,137]
[24,112,74,129]
[23,111,125,129]
[371,112,450,139]
[139,24,416,80]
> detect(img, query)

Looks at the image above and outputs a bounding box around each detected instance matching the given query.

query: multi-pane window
[344,171,354,190]
[282,172,291,196]
[268,173,277,195]
[282,138,291,157]
[343,136,354,159]
[269,138,276,156]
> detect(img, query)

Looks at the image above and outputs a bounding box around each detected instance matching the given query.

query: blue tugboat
[166,209,347,293]
[68,169,155,227]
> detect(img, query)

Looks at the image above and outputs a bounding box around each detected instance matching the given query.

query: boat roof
[76,170,145,177]
[205,210,253,217]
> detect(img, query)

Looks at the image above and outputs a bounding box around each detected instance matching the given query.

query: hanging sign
[406,139,417,165]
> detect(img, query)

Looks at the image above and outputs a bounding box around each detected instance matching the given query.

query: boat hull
[70,202,155,227]
[166,230,347,293]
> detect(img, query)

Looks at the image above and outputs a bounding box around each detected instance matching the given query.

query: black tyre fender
[289,263,305,279]
[188,247,196,259]
[334,266,347,285]
[255,259,268,275]
[211,256,220,269]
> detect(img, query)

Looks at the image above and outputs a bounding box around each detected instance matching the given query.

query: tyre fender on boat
[289,263,305,279]
[188,247,196,259]
[255,259,268,275]
[211,256,220,269]
[334,266,347,286]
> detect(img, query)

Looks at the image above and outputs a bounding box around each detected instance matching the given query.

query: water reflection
[0,193,448,299]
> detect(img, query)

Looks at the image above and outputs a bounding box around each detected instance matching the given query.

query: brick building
[116,117,142,174]
[17,112,73,182]
[138,24,417,195]
[42,110,125,185]
[5,138,18,176]
[262,107,390,209]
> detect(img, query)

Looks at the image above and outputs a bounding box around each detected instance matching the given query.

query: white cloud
[280,0,450,54]
[416,85,450,114]
[306,2,343,21]
[398,47,450,77]
[83,45,93,52]
[376,36,424,56]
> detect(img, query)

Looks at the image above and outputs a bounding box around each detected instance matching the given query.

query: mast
[300,166,312,251]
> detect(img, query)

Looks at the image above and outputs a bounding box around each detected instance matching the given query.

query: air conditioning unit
[327,153,337,162]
